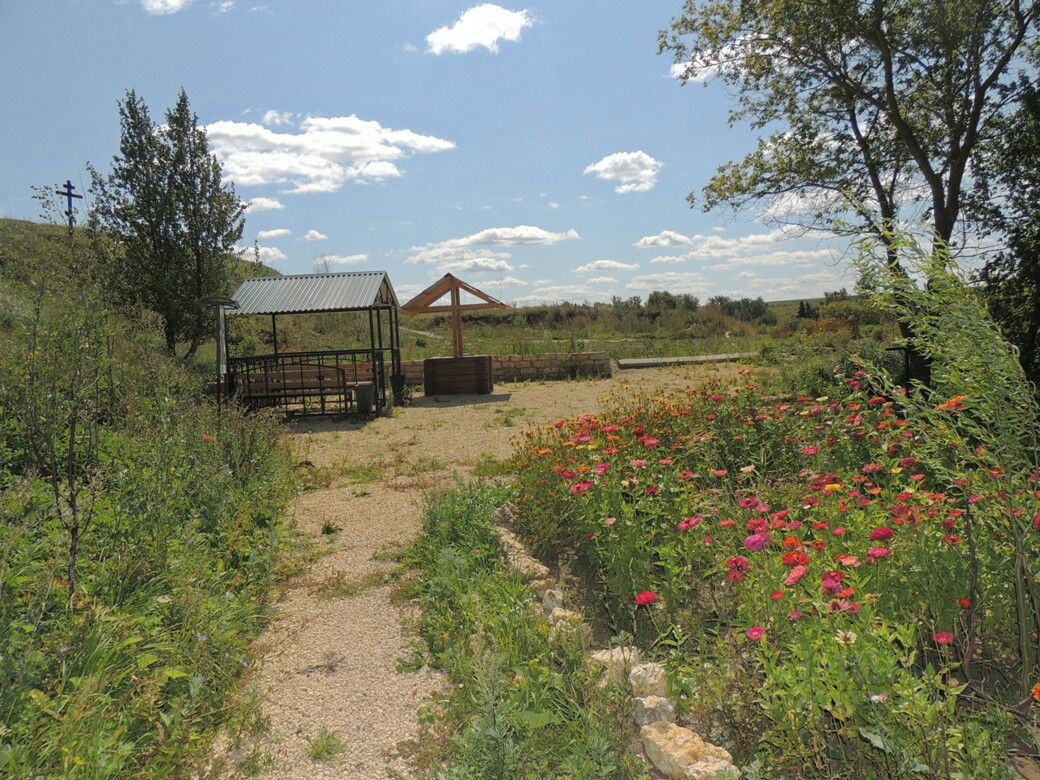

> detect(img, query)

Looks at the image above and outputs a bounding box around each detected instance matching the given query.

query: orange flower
[935,395,967,412]
[1033,682,1040,703]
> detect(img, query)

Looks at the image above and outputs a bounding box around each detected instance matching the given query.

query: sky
[0,0,853,304]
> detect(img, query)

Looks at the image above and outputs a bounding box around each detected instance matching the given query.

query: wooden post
[451,283,463,358]
[271,313,278,356]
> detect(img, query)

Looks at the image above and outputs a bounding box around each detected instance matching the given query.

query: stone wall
[398,351,612,386]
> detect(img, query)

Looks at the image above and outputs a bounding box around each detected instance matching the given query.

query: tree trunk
[68,523,79,595]
[164,319,177,356]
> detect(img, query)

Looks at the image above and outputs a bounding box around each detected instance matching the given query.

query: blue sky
[0,0,851,304]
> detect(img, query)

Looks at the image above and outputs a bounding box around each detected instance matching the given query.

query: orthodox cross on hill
[55,179,83,228]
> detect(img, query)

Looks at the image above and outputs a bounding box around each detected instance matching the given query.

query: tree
[970,83,1040,385]
[661,0,1039,264]
[90,89,244,358]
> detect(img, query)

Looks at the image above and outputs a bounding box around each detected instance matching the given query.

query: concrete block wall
[397,351,612,386]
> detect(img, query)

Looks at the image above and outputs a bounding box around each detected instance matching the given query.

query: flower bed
[510,370,1039,776]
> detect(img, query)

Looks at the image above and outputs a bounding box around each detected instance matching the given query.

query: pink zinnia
[713,469,729,478]
[802,446,819,456]
[746,626,765,641]
[570,480,594,496]
[934,631,955,645]
[640,436,661,449]
[631,459,648,469]
[635,591,658,607]
[870,526,894,541]
[868,546,891,559]
[593,462,611,476]
[784,565,808,587]
[745,532,768,552]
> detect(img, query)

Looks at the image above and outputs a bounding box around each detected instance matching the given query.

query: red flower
[770,590,783,601]
[868,546,891,560]
[802,446,819,456]
[640,436,661,449]
[959,597,972,610]
[634,591,658,607]
[934,631,955,645]
[943,534,962,546]
[861,462,883,474]
[746,626,765,641]
[870,526,894,541]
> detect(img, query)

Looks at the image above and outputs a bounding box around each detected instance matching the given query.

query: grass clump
[405,484,647,779]
[305,726,346,762]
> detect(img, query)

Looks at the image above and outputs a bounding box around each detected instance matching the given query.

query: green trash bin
[356,382,375,415]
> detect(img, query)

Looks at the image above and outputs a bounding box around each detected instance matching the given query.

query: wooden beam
[451,284,463,358]
[414,302,509,313]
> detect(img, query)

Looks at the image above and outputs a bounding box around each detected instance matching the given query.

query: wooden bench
[232,363,374,412]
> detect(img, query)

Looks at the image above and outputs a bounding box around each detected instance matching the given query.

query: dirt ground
[218,363,743,779]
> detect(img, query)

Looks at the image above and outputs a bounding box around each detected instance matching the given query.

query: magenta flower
[746,626,765,641]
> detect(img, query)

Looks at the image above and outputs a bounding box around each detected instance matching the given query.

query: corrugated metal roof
[228,271,399,315]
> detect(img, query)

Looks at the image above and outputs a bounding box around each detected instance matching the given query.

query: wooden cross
[55,179,83,228]
[400,273,509,358]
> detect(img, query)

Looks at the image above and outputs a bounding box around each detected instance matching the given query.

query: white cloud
[650,255,688,265]
[320,254,368,266]
[235,244,286,263]
[261,110,294,127]
[583,151,662,194]
[574,259,638,273]
[257,228,290,239]
[205,114,455,194]
[408,225,579,265]
[548,201,560,209]
[439,257,514,272]
[514,284,612,304]
[636,229,693,248]
[403,42,419,54]
[215,1,235,13]
[302,229,328,241]
[626,271,710,295]
[477,275,528,289]
[702,249,836,270]
[670,36,772,83]
[141,0,195,14]
[427,4,533,55]
[244,196,284,213]
[587,276,618,285]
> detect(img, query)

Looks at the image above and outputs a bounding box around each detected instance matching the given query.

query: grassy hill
[0,217,295,777]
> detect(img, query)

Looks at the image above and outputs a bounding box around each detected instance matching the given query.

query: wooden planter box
[424,356,494,395]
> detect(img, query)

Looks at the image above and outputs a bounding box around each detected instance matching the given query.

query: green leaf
[858,729,890,753]
[513,710,555,729]
[136,652,160,671]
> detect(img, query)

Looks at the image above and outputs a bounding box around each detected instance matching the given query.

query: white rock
[548,607,581,626]
[634,695,675,726]
[588,646,641,686]
[491,505,514,527]
[528,577,556,598]
[629,662,668,698]
[641,722,736,779]
[683,758,741,779]
[542,588,564,614]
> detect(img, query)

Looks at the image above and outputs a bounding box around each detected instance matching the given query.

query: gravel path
[214,364,740,779]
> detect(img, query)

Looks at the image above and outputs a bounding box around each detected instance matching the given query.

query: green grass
[306,727,346,762]
[403,484,648,779]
